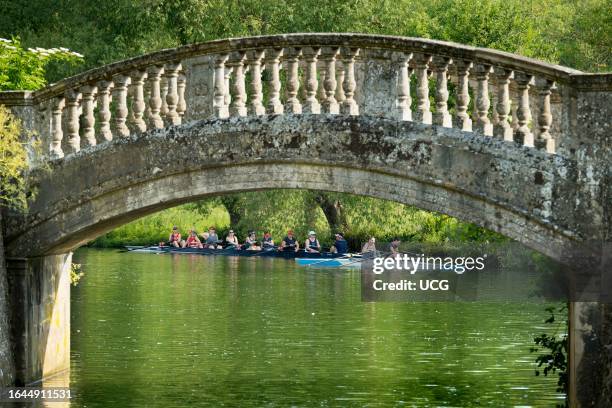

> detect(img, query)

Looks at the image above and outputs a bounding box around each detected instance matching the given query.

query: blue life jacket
[335,238,348,254]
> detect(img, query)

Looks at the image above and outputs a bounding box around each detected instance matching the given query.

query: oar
[246,245,279,256]
[306,252,359,267]
[123,245,167,252]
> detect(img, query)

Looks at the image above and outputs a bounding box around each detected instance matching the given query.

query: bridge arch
[5,114,579,261]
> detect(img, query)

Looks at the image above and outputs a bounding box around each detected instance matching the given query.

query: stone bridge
[0,34,610,406]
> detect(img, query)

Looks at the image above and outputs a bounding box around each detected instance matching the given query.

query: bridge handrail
[27,33,584,102]
[2,32,610,161]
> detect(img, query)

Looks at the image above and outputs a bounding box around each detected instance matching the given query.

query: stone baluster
[214,54,230,118]
[335,62,346,105]
[535,77,555,153]
[177,72,187,120]
[473,64,493,136]
[453,60,472,131]
[50,97,65,158]
[493,67,513,141]
[65,89,82,153]
[265,48,283,115]
[112,74,131,137]
[490,81,499,125]
[246,50,265,116]
[284,47,302,114]
[96,80,113,141]
[510,85,519,130]
[164,62,182,125]
[321,47,340,114]
[395,52,413,121]
[160,76,169,118]
[340,47,359,115]
[228,51,248,117]
[432,56,452,127]
[413,53,432,124]
[224,66,232,109]
[129,70,147,133]
[513,71,534,147]
[318,64,327,102]
[80,85,98,146]
[302,47,321,114]
[146,66,164,128]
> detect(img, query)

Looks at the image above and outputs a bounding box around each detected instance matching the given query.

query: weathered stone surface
[1,114,600,262]
[6,254,71,385]
[0,213,15,388]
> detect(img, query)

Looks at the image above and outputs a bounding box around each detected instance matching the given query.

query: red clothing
[186,236,199,247]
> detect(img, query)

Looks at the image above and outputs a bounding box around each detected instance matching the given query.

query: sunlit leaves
[0,105,27,209]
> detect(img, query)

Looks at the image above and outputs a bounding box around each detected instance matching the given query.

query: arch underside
[4,115,578,261]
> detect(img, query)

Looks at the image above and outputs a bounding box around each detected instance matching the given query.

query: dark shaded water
[68,248,563,407]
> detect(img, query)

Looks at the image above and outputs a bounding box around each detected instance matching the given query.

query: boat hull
[295,258,362,268]
[124,246,349,260]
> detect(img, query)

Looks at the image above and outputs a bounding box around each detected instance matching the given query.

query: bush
[0,105,27,209]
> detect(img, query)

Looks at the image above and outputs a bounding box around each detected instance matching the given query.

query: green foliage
[0,0,608,86]
[89,204,230,247]
[91,190,506,249]
[70,263,84,286]
[530,304,568,402]
[0,37,83,91]
[0,105,28,209]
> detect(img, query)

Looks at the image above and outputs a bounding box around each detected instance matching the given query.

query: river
[67,248,564,407]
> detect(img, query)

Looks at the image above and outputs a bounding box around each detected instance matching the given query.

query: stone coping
[0,33,597,104]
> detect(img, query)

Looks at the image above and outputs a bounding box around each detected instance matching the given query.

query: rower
[304,231,321,253]
[226,229,240,249]
[244,231,261,251]
[361,237,377,255]
[281,230,299,252]
[330,232,348,254]
[204,226,222,249]
[389,237,401,258]
[168,226,183,248]
[262,232,275,251]
[186,230,203,248]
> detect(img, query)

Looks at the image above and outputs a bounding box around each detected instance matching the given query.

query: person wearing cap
[281,230,299,252]
[330,232,348,254]
[244,231,261,251]
[262,232,275,250]
[204,226,221,249]
[304,231,321,253]
[225,229,240,249]
[168,226,183,248]
[361,237,377,254]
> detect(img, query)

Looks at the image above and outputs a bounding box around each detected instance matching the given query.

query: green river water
[66,248,564,407]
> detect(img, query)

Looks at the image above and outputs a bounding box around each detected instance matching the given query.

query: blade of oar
[246,246,279,256]
[306,253,357,267]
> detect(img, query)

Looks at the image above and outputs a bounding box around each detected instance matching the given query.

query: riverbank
[88,192,507,251]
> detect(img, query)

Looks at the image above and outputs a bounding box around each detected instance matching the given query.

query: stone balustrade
[0,33,598,161]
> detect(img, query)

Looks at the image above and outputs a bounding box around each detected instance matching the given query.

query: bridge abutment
[6,254,71,385]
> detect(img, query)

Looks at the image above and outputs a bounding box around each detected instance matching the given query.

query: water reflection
[70,249,562,407]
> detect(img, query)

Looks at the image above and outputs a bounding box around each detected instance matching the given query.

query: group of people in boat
[163,226,385,255]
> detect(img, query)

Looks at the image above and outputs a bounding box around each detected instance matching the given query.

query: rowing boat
[295,257,362,268]
[123,245,349,260]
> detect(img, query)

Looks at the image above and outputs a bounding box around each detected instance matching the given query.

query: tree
[0,37,83,91]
